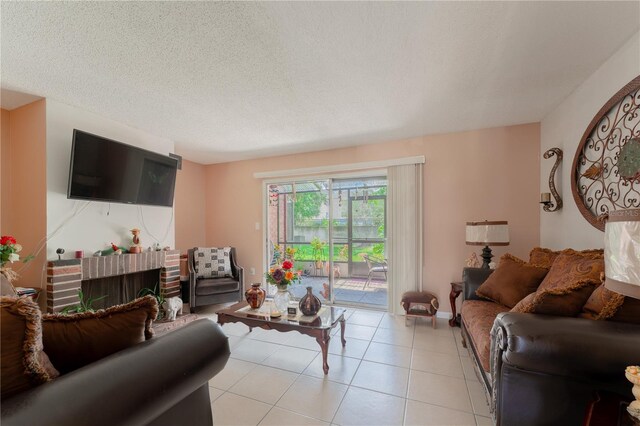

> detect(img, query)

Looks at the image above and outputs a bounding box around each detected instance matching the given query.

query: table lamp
[603,209,640,421]
[465,221,510,268]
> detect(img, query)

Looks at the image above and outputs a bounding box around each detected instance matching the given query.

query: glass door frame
[262,170,387,308]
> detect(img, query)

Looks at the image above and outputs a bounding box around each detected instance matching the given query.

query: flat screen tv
[67,129,178,207]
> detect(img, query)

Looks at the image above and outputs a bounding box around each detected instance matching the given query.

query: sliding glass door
[265,176,387,308]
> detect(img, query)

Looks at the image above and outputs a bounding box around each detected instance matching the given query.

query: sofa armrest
[492,312,640,379]
[462,267,493,301]
[1,319,230,426]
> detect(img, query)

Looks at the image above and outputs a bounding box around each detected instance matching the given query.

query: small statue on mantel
[129,228,142,254]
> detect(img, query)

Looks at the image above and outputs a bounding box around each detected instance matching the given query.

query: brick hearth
[46,250,180,313]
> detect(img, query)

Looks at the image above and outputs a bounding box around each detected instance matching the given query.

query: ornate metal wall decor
[571,75,640,231]
[541,148,563,212]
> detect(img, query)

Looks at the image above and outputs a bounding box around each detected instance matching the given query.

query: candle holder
[541,148,563,212]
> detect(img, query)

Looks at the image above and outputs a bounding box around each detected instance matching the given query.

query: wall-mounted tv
[67,129,178,207]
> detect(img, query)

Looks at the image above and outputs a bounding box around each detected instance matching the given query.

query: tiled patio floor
[287,277,388,307]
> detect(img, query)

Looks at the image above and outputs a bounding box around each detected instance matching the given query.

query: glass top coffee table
[217,301,346,374]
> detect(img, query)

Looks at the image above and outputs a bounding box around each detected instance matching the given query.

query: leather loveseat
[461,267,640,426]
[1,319,230,426]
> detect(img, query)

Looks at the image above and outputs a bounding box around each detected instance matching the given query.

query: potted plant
[138,283,165,320]
[310,237,326,270]
[61,289,107,314]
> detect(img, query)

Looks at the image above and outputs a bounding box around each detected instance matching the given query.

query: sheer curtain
[387,163,424,314]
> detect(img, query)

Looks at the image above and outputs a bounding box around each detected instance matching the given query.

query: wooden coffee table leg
[316,331,331,374]
[340,317,346,347]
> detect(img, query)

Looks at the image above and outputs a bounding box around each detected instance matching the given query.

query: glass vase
[273,286,290,314]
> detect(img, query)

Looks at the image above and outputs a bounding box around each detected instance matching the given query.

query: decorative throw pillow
[526,249,604,317]
[529,247,604,268]
[579,285,640,324]
[475,254,548,308]
[528,247,561,269]
[42,295,158,374]
[194,247,232,278]
[1,296,60,400]
[510,292,536,313]
[579,285,624,320]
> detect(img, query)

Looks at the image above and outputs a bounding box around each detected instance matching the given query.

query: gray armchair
[188,247,244,313]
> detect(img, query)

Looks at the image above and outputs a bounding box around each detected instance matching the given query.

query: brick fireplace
[46,250,180,313]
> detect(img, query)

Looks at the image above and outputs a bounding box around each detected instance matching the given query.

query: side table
[583,391,637,426]
[449,281,463,327]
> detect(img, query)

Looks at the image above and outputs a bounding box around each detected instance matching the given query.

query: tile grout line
[219,309,476,425]
[329,315,384,426]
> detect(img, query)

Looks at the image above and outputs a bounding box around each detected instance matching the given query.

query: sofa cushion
[194,247,232,278]
[42,295,158,374]
[195,278,240,296]
[461,300,510,371]
[525,249,604,317]
[528,247,561,268]
[1,296,59,400]
[579,284,640,324]
[510,292,536,313]
[475,254,548,308]
[529,247,604,269]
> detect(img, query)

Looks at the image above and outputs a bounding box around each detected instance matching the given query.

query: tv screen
[67,130,178,207]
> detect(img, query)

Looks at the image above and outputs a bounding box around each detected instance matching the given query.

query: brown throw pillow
[579,285,640,324]
[1,296,60,400]
[475,254,548,308]
[527,250,604,317]
[529,247,604,269]
[42,295,158,374]
[529,247,561,269]
[510,292,536,313]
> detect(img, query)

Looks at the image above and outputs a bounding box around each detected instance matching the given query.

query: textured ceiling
[2,2,639,164]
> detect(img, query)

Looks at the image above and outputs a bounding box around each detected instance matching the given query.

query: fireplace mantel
[46,250,180,312]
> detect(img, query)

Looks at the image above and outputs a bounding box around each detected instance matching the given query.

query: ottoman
[401,291,439,328]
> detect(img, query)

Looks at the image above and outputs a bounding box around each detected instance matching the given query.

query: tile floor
[198,306,491,426]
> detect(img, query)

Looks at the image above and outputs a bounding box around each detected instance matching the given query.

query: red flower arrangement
[0,236,17,246]
[0,235,25,268]
[265,258,301,288]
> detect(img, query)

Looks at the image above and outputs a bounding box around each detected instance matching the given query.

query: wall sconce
[541,148,563,212]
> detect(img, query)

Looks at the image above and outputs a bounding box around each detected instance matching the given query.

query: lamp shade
[604,209,640,299]
[466,221,510,246]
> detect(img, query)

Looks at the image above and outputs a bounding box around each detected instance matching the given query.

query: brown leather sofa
[1,319,230,426]
[461,267,640,426]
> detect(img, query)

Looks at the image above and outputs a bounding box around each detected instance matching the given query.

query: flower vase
[273,286,290,314]
[299,286,321,316]
[245,283,266,309]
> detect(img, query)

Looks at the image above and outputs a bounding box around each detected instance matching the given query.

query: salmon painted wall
[203,123,541,315]
[175,159,207,251]
[0,101,47,291]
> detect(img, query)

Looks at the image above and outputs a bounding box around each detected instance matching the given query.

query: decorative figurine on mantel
[129,228,142,254]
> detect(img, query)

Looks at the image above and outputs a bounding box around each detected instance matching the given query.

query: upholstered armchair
[187,247,244,313]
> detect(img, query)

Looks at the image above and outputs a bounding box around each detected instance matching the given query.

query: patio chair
[362,254,388,288]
